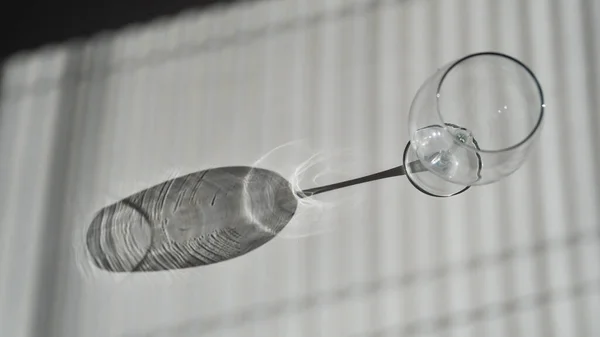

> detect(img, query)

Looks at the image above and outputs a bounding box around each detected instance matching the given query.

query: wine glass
[403,52,545,197]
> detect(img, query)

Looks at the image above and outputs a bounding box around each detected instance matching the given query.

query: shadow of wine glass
[86,166,298,273]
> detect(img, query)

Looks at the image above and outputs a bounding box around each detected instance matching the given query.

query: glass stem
[296,159,427,198]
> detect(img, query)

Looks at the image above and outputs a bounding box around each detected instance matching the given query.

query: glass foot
[403,141,471,197]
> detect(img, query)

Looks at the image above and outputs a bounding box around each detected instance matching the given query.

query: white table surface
[1,0,599,336]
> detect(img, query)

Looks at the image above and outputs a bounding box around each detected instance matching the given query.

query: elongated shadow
[86,166,298,272]
[87,153,423,272]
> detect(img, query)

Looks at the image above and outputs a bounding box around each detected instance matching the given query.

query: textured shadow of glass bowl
[86,166,298,272]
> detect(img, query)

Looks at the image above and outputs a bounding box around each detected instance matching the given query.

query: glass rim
[435,51,545,154]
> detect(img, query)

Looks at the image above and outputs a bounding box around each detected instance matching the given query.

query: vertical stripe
[365,0,381,333]
[579,0,600,334]
[429,1,451,336]
[350,1,370,333]
[400,0,418,332]
[527,0,558,336]
[286,0,309,335]
[303,3,320,335]
[29,45,87,337]
[375,0,403,330]
[460,1,482,336]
